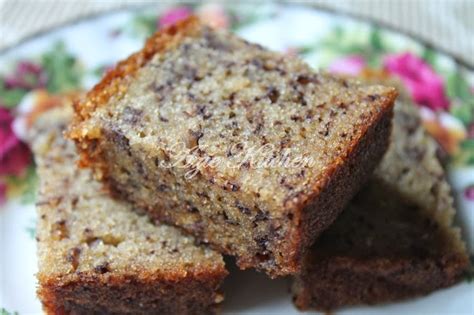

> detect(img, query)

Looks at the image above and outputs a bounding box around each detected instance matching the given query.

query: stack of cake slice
[30,103,227,314]
[292,95,469,310]
[29,16,468,314]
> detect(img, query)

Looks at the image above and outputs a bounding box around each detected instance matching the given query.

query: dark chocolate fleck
[186,130,204,148]
[280,138,290,149]
[107,128,131,157]
[250,58,263,68]
[267,87,280,103]
[204,29,230,51]
[67,247,81,271]
[197,105,213,120]
[229,182,240,192]
[197,191,209,199]
[296,74,319,85]
[222,211,239,225]
[290,115,303,122]
[407,147,425,161]
[255,210,269,222]
[157,184,169,192]
[159,115,169,122]
[94,262,110,274]
[223,181,240,192]
[235,201,251,215]
[52,219,69,240]
[256,253,270,262]
[297,169,306,178]
[240,161,251,170]
[185,201,199,213]
[254,122,264,134]
[122,106,143,125]
[254,235,269,253]
[367,94,380,101]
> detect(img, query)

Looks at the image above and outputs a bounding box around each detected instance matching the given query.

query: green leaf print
[230,9,272,31]
[0,80,27,108]
[299,26,390,69]
[369,28,384,53]
[0,308,19,315]
[465,255,474,282]
[129,14,157,38]
[447,71,474,127]
[451,99,474,126]
[453,139,474,166]
[421,47,437,67]
[41,41,83,93]
[446,71,472,102]
[6,165,37,204]
[25,217,36,239]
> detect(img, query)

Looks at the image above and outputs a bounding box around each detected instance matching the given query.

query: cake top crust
[70,17,396,210]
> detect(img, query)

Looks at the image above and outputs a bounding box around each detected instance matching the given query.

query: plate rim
[0,2,472,70]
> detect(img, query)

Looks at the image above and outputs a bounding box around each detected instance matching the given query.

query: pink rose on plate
[465,185,474,201]
[197,3,229,29]
[0,182,6,204]
[384,52,450,110]
[0,107,31,178]
[328,55,366,76]
[4,61,46,90]
[158,6,192,29]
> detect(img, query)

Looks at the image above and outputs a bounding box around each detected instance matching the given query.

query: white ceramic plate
[1,2,473,314]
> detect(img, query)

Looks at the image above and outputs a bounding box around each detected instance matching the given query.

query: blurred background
[0,1,473,314]
[0,0,473,66]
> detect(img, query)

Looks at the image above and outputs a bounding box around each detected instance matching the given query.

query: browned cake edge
[291,254,469,311]
[69,16,201,171]
[290,84,469,309]
[71,16,201,123]
[68,16,397,276]
[282,91,396,273]
[38,268,226,315]
[31,97,228,315]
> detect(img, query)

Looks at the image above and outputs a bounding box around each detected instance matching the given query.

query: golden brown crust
[23,90,82,127]
[71,17,201,122]
[38,268,226,315]
[69,16,202,177]
[293,253,468,311]
[69,17,201,175]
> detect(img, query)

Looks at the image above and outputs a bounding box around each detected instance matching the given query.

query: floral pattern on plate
[0,2,472,314]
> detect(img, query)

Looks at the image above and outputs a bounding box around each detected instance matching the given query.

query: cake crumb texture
[31,102,227,315]
[69,17,397,276]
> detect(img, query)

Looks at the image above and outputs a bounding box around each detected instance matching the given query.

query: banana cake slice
[30,101,227,314]
[292,96,469,311]
[69,17,397,276]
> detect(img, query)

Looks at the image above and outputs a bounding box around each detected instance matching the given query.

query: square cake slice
[69,17,397,276]
[30,99,227,314]
[292,96,469,311]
